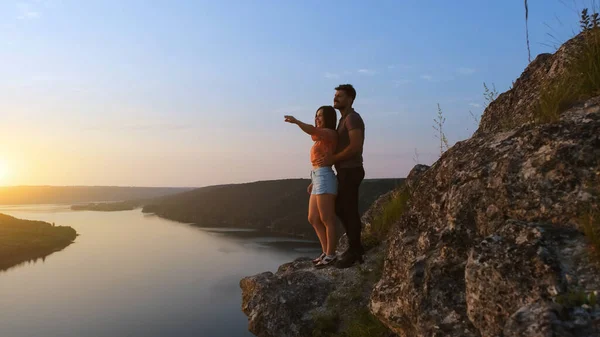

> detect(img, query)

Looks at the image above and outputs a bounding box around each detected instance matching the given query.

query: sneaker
[315,255,337,269]
[312,252,326,265]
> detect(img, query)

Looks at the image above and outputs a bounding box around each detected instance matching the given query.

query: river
[0,204,320,337]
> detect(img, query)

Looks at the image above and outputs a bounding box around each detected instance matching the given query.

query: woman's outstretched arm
[284,115,317,135]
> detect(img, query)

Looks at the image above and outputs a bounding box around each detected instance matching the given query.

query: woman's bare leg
[308,194,327,253]
[317,194,337,256]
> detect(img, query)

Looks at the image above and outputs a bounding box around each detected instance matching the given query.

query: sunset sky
[0,0,591,187]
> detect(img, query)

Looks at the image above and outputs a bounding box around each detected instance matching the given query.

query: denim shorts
[310,167,337,195]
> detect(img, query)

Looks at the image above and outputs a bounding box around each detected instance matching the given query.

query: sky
[0,0,594,187]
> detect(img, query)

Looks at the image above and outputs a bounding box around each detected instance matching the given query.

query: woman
[284,106,338,268]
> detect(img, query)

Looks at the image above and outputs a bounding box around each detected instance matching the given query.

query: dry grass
[556,289,598,307]
[580,204,600,263]
[370,189,410,240]
[340,308,391,337]
[433,104,450,156]
[536,11,600,123]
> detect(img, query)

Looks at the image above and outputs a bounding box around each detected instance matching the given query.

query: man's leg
[343,167,364,256]
[336,167,365,268]
[335,169,351,256]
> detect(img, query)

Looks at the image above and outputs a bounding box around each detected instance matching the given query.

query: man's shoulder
[346,110,364,128]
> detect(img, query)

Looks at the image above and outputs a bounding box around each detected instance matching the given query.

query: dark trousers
[335,166,365,255]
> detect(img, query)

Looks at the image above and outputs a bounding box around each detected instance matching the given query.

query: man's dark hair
[335,84,356,101]
[316,105,337,130]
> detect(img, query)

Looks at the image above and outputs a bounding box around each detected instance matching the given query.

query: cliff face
[240,31,600,337]
[370,98,600,336]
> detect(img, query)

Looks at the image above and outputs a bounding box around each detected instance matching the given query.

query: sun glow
[0,159,9,185]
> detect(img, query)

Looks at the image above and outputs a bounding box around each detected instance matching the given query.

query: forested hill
[142,178,403,238]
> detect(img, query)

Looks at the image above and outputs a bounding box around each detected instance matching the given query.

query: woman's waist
[311,166,335,174]
[311,141,336,155]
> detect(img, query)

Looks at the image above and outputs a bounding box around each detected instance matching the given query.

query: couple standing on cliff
[284,84,365,269]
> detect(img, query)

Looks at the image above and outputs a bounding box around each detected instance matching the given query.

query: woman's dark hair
[316,105,337,130]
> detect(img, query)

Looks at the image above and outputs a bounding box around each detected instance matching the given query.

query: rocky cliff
[240,31,600,337]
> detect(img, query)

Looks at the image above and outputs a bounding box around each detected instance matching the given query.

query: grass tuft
[340,308,391,337]
[535,9,600,123]
[433,104,450,156]
[579,203,600,264]
[556,289,598,307]
[370,189,410,241]
[312,311,340,337]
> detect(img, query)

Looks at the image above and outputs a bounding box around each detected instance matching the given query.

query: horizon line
[0,176,406,189]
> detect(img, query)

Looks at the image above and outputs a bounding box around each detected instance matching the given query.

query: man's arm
[332,129,363,163]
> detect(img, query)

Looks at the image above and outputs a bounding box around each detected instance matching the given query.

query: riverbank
[71,200,141,211]
[0,213,77,271]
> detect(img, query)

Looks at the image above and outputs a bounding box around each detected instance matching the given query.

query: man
[316,84,365,269]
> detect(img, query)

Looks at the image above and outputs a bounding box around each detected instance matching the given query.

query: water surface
[0,205,320,337]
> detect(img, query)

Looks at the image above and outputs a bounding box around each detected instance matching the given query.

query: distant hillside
[0,186,194,205]
[0,213,77,271]
[70,200,142,211]
[142,178,404,238]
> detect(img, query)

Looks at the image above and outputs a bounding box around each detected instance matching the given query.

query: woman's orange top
[310,128,338,167]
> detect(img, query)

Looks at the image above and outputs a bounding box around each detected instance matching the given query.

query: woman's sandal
[312,252,326,265]
[315,255,337,269]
